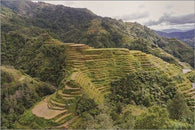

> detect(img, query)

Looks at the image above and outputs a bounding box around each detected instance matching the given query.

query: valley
[1,0,195,129]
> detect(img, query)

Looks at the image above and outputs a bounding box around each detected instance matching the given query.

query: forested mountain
[156,29,194,40]
[1,0,194,67]
[1,0,195,129]
[156,29,195,48]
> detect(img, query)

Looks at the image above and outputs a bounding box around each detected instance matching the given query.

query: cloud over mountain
[115,12,149,21]
[145,13,195,26]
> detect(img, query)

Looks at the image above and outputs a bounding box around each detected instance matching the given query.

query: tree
[135,105,170,129]
[167,93,191,121]
[117,111,135,129]
[87,113,115,129]
[116,102,123,114]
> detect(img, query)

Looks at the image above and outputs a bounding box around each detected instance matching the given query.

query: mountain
[156,29,195,47]
[1,34,195,128]
[1,0,195,129]
[1,0,194,68]
[161,29,184,33]
[156,29,194,39]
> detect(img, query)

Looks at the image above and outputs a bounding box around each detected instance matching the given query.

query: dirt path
[182,69,191,74]
[179,62,192,74]
[192,83,195,89]
[32,96,66,119]
[71,72,78,80]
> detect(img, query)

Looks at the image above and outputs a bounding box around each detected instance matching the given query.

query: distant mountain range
[161,29,186,33]
[156,29,195,47]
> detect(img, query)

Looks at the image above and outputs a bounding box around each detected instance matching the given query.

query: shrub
[135,105,170,129]
[167,93,193,122]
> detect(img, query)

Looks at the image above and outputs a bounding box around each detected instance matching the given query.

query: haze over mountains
[156,29,195,47]
[160,29,189,33]
[1,0,195,129]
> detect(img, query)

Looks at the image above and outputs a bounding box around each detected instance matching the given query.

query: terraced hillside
[15,43,194,129]
[65,44,194,105]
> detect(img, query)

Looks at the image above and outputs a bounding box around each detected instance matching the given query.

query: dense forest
[1,0,195,129]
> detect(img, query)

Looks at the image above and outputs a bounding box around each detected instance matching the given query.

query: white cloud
[43,1,194,30]
[116,12,149,21]
[145,13,195,26]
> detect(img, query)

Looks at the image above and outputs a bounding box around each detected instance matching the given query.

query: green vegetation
[186,71,195,82]
[1,66,55,128]
[16,109,57,129]
[164,39,194,67]
[65,44,194,129]
[167,93,193,122]
[135,105,193,129]
[2,42,194,129]
[135,105,170,129]
[1,0,195,129]
[109,71,178,106]
[77,96,100,116]
[2,32,67,86]
[2,0,194,68]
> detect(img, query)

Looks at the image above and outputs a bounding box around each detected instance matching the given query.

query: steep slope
[156,30,195,48]
[1,0,194,67]
[2,33,67,86]
[156,29,194,40]
[1,65,55,128]
[65,44,194,106]
[14,44,194,129]
[1,1,194,129]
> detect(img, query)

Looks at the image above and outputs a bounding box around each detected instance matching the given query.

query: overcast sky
[41,1,194,31]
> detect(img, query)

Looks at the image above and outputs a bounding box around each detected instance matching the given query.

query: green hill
[2,33,67,86]
[1,0,194,129]
[12,43,194,129]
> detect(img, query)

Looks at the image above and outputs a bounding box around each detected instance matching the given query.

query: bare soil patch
[32,97,66,119]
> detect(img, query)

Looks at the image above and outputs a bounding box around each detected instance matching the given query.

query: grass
[16,107,58,129]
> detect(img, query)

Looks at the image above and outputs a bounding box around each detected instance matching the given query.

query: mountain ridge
[156,29,195,47]
[1,0,194,67]
[1,0,195,129]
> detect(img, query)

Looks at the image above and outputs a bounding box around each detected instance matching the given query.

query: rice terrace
[1,0,195,129]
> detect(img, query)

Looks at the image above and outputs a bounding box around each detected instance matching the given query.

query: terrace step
[55,113,72,123]
[58,90,78,97]
[49,99,66,107]
[65,85,80,90]
[48,102,66,110]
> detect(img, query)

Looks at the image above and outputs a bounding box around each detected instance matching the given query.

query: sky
[40,1,194,31]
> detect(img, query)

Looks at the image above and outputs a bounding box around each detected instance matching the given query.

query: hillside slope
[1,0,194,67]
[1,65,55,128]
[1,33,67,86]
[14,43,195,129]
[156,29,194,40]
[1,0,194,129]
[156,30,195,48]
